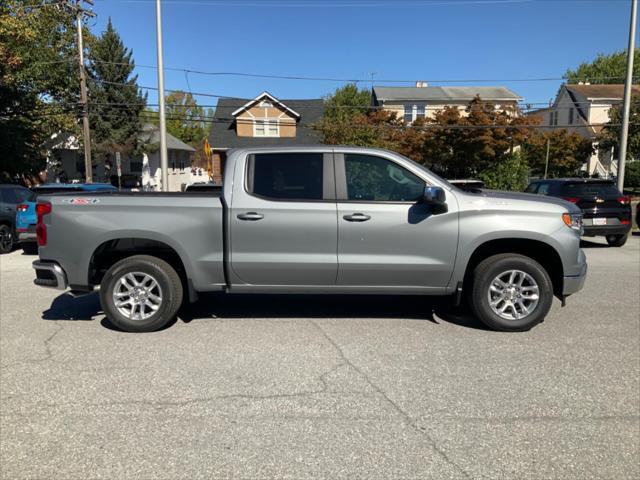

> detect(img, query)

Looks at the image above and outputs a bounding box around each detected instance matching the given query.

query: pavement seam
[309,319,474,480]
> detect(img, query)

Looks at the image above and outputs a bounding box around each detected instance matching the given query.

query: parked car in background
[16,183,117,254]
[33,146,586,333]
[525,178,632,247]
[0,184,35,254]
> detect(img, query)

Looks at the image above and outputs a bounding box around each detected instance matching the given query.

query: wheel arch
[462,238,564,297]
[88,236,196,302]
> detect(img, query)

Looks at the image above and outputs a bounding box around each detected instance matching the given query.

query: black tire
[0,224,14,254]
[470,253,553,332]
[99,255,183,333]
[22,242,39,255]
[605,233,628,247]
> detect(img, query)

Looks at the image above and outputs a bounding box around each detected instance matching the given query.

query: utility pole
[617,0,637,192]
[155,0,169,191]
[71,0,95,183]
[544,137,551,179]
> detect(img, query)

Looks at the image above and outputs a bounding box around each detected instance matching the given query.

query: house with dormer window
[208,92,324,183]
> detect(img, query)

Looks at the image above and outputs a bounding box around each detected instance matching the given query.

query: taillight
[617,196,631,205]
[17,204,28,212]
[562,197,579,203]
[36,202,51,246]
[621,219,631,225]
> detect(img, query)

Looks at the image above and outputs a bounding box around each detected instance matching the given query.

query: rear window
[248,153,324,201]
[561,182,621,197]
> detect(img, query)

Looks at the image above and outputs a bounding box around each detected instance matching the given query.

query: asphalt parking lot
[1,236,639,479]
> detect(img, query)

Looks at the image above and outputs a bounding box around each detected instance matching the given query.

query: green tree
[598,94,640,161]
[145,91,213,145]
[323,83,371,121]
[478,152,530,191]
[624,161,640,189]
[565,49,640,84]
[87,18,146,163]
[522,129,593,178]
[0,1,80,176]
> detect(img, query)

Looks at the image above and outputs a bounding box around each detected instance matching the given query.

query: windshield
[32,187,82,195]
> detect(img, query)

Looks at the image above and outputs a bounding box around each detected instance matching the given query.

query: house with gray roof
[207,91,324,183]
[45,124,196,190]
[372,83,522,123]
[526,83,640,177]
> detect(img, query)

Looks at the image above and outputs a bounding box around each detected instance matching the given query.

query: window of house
[344,154,424,202]
[248,153,324,201]
[404,105,413,123]
[568,108,574,124]
[254,119,279,137]
[259,100,273,108]
[403,104,426,123]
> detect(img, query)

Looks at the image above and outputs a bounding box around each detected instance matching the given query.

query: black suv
[525,178,632,247]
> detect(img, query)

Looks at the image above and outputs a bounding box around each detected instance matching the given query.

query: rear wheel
[99,255,183,332]
[470,254,553,332]
[0,224,13,254]
[605,233,628,247]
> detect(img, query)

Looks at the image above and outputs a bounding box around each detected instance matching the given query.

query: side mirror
[422,186,445,203]
[421,186,448,213]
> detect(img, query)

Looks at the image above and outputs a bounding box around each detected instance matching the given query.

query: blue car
[16,183,117,254]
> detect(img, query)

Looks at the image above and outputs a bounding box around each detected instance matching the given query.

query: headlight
[562,212,583,234]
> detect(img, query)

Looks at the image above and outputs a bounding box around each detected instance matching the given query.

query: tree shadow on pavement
[41,291,490,331]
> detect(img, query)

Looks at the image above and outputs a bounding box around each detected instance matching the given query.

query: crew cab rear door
[229,151,338,286]
[334,152,459,291]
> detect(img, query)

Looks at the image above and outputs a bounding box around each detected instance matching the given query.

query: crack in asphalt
[309,319,474,480]
[29,361,367,410]
[0,321,65,369]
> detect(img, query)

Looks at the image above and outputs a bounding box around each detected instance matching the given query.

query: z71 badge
[63,198,100,205]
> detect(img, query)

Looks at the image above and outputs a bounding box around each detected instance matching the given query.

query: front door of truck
[335,152,459,290]
[229,151,337,286]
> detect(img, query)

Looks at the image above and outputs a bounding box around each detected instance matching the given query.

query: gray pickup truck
[32,146,587,332]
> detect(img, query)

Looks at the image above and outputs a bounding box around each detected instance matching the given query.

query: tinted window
[561,182,621,197]
[524,183,538,193]
[1,188,17,203]
[250,153,324,201]
[537,183,551,195]
[344,154,424,202]
[14,187,35,203]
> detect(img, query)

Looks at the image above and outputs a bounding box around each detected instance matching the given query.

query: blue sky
[92,0,637,109]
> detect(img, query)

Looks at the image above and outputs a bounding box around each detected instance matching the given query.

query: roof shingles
[208,98,324,149]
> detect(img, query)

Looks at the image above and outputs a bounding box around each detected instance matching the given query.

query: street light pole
[155,0,169,191]
[617,0,637,192]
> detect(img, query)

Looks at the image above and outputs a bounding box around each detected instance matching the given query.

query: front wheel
[605,233,628,247]
[99,255,183,332]
[470,254,553,332]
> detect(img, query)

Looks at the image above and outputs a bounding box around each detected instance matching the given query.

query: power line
[88,59,636,84]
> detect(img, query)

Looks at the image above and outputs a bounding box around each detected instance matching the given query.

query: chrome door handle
[343,213,371,222]
[237,212,264,221]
